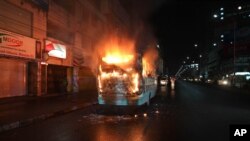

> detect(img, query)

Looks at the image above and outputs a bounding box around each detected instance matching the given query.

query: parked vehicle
[158,75,168,86]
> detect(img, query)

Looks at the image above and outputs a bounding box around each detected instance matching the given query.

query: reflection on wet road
[81,114,134,124]
[1,80,250,141]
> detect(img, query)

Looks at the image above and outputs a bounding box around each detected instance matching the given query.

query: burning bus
[96,35,158,106]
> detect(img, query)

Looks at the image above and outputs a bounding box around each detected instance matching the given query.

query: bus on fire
[96,41,158,106]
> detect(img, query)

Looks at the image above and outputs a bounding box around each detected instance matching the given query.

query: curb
[0,102,97,133]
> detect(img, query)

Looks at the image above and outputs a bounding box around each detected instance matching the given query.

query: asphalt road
[1,80,250,141]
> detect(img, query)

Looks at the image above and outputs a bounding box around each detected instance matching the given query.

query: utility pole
[233,21,236,86]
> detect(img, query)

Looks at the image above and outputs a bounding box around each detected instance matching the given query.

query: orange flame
[142,46,158,77]
[97,34,136,67]
[96,34,140,94]
[102,54,134,65]
[96,33,158,95]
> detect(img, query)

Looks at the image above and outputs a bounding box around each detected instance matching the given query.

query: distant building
[204,2,250,86]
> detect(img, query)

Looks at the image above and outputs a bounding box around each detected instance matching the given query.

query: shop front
[47,65,68,94]
[0,28,36,98]
[42,39,73,94]
[0,58,27,98]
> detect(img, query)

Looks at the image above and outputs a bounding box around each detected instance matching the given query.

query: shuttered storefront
[0,58,27,98]
[0,1,33,98]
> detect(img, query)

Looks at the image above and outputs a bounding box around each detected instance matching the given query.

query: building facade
[0,0,131,98]
[0,0,47,98]
[203,3,250,87]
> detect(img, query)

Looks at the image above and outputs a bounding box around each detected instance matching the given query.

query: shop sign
[0,28,36,59]
[45,40,66,59]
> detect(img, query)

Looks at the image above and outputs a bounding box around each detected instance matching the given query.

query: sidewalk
[0,90,98,133]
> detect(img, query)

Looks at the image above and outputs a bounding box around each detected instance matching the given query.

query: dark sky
[148,0,214,75]
[122,0,245,75]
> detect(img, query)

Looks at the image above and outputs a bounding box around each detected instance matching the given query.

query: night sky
[121,0,247,76]
[148,0,216,75]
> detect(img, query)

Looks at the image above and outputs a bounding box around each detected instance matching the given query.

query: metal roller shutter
[0,0,32,37]
[0,58,27,98]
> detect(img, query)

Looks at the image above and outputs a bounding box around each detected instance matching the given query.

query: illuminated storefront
[0,29,36,98]
[41,39,73,94]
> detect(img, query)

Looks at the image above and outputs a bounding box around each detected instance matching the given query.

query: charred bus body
[97,53,157,106]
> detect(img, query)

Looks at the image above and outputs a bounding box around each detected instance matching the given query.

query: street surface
[1,80,250,141]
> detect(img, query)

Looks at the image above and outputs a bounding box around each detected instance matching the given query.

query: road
[1,80,250,141]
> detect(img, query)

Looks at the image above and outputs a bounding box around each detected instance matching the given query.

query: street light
[194,44,198,48]
[238,6,242,10]
[213,14,218,18]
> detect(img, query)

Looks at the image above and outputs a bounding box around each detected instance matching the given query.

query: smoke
[83,0,160,76]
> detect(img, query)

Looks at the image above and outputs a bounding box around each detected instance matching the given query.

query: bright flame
[102,55,134,64]
[97,34,136,67]
[96,34,158,96]
[96,35,140,95]
[98,76,102,92]
[98,70,139,94]
[142,47,158,77]
[132,73,139,93]
[100,71,122,79]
